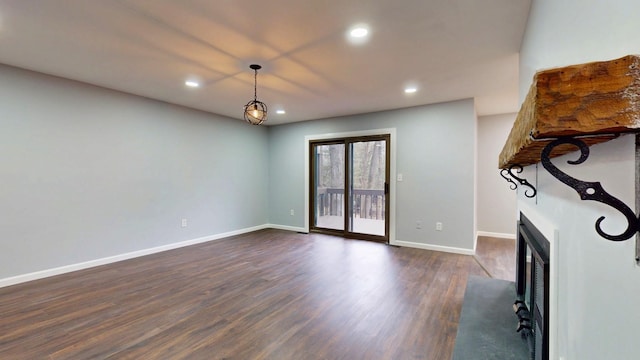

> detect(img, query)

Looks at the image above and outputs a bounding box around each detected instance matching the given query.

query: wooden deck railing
[316,188,385,220]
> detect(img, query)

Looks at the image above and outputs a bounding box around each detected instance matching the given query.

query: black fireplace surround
[514,213,550,360]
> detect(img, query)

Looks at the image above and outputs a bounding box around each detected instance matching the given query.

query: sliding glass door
[313,142,345,231]
[310,135,390,242]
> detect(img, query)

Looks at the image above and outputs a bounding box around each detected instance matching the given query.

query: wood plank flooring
[0,229,491,359]
[473,236,516,282]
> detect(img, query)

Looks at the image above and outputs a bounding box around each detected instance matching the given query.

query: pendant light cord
[254,68,258,101]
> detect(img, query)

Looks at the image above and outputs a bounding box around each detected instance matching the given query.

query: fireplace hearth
[514,213,550,360]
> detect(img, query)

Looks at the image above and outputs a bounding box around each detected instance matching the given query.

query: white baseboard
[267,224,307,233]
[6,225,477,288]
[0,224,271,289]
[476,231,516,240]
[393,239,475,255]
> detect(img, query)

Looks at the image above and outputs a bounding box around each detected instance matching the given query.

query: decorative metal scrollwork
[500,165,537,198]
[541,137,640,241]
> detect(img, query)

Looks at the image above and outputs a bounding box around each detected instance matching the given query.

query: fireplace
[497,57,640,359]
[514,213,549,360]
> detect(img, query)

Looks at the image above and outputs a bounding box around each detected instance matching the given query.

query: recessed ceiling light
[185,80,200,88]
[404,87,417,94]
[350,27,368,38]
[276,110,286,115]
[347,24,370,44]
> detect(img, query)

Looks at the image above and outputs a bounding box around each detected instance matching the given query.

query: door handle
[384,182,389,194]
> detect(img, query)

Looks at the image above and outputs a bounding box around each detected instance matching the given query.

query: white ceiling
[0,0,531,125]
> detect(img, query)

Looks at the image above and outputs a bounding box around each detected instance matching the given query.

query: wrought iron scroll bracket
[541,137,640,242]
[500,165,537,198]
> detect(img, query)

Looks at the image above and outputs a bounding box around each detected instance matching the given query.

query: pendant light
[243,64,267,125]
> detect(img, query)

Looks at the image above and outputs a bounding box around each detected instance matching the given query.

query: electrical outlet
[416,220,423,229]
[436,222,443,231]
[181,218,187,228]
[290,209,295,216]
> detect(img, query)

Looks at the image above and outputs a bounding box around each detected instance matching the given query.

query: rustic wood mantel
[499,55,640,169]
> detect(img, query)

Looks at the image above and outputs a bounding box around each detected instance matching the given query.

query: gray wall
[1,63,481,280]
[476,113,517,236]
[0,64,268,279]
[268,99,477,251]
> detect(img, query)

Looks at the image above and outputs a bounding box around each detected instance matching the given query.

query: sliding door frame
[309,135,390,242]
[304,128,397,245]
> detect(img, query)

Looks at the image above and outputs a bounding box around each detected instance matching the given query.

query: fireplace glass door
[515,213,550,360]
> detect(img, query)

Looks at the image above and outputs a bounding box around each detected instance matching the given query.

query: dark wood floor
[0,230,501,359]
[474,236,516,282]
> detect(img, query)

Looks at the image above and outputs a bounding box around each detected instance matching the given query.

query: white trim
[304,139,310,233]
[0,224,481,288]
[304,128,397,243]
[0,224,269,289]
[476,231,516,240]
[267,224,307,233]
[394,239,475,255]
[473,107,479,259]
